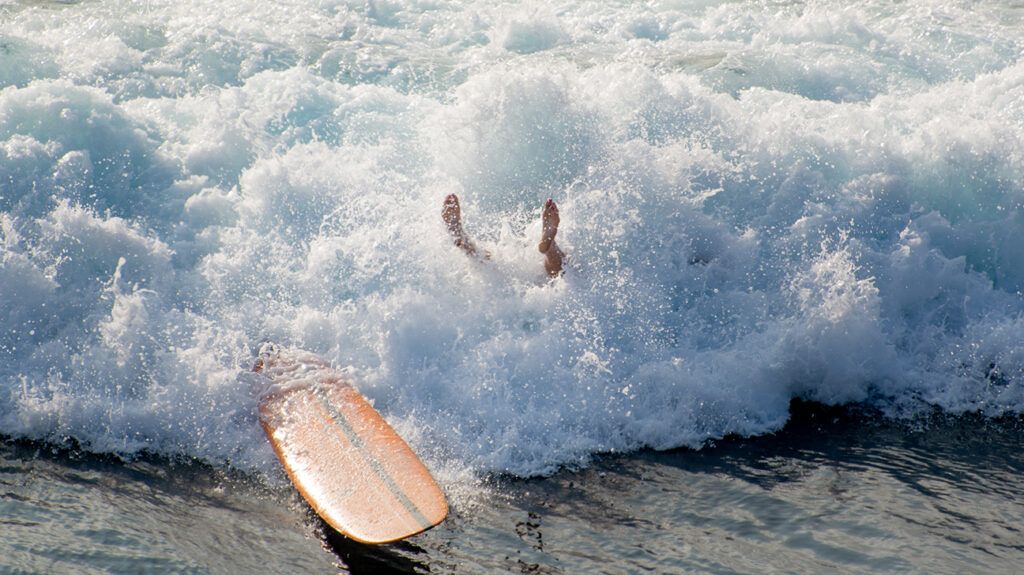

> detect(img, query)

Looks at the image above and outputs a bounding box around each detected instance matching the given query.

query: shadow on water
[650,399,1024,497]
[518,398,1024,505]
[321,524,431,575]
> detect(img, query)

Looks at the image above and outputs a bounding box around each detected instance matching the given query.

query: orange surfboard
[253,345,448,544]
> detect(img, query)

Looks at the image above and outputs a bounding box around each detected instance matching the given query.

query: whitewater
[1,0,1023,485]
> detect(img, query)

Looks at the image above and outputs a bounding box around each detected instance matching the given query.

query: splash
[1,0,1023,478]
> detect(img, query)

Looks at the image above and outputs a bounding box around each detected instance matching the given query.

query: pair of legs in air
[442,194,564,277]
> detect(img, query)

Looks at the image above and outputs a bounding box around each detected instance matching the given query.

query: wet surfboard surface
[254,345,448,544]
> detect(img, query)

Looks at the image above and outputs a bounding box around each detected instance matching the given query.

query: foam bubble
[494,8,568,55]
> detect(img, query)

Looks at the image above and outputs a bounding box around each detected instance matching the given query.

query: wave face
[1,0,1023,477]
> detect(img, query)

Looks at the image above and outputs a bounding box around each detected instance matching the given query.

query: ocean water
[4,404,1024,573]
[1,0,1023,571]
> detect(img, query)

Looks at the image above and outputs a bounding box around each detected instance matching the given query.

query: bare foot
[538,199,559,253]
[442,193,462,234]
[443,194,479,257]
[538,198,564,277]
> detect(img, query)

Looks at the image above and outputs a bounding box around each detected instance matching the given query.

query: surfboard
[253,345,448,544]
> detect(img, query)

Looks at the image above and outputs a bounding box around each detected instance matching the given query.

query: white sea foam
[1,0,1022,480]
